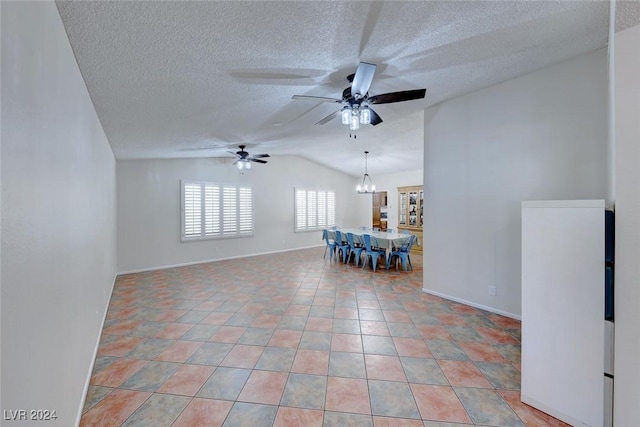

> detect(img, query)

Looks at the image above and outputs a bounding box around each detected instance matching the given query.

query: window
[182,181,253,240]
[295,188,335,232]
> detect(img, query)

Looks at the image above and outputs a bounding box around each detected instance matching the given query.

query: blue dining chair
[386,235,416,271]
[322,229,337,261]
[362,234,385,272]
[372,227,380,232]
[334,230,350,263]
[345,232,365,267]
[386,228,394,233]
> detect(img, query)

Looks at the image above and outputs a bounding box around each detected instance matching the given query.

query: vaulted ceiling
[56,1,640,177]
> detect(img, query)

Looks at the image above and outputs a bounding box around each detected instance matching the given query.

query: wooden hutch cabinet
[397,185,423,253]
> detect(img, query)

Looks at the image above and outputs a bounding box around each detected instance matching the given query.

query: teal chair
[334,230,350,263]
[345,232,365,267]
[322,229,337,261]
[362,234,385,272]
[386,235,416,271]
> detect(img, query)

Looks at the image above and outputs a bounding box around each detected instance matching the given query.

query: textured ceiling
[56,1,640,177]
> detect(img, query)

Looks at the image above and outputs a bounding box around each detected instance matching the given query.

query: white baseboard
[117,244,324,275]
[422,287,521,320]
[75,273,117,427]
[521,394,586,427]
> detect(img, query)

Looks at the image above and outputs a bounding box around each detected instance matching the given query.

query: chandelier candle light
[356,151,376,194]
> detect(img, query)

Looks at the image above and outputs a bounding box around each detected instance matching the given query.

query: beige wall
[1,2,117,425]
[117,156,361,272]
[422,49,608,318]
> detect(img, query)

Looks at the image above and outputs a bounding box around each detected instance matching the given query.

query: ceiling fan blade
[251,154,270,158]
[315,110,340,125]
[369,108,383,126]
[232,159,240,165]
[250,159,268,164]
[351,62,376,99]
[227,150,242,157]
[368,88,426,104]
[292,95,342,103]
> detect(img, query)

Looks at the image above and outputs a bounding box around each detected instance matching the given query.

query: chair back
[363,234,380,252]
[363,234,372,251]
[398,235,415,252]
[386,228,394,233]
[322,229,330,243]
[335,230,345,245]
[372,227,380,232]
[346,232,356,248]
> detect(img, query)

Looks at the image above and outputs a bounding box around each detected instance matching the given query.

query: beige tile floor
[81,246,568,426]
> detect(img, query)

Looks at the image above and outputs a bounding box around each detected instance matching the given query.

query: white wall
[422,49,608,317]
[1,2,117,426]
[117,156,361,272]
[613,23,640,426]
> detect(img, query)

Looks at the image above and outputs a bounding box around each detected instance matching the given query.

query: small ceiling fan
[291,62,426,130]
[228,145,270,170]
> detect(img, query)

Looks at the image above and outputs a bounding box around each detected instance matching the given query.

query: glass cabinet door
[399,192,407,225]
[419,190,424,227]
[409,191,418,226]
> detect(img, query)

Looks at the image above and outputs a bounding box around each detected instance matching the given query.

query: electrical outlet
[489,286,497,296]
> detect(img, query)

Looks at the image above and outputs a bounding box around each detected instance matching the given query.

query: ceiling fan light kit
[236,160,251,170]
[341,105,371,130]
[356,151,376,194]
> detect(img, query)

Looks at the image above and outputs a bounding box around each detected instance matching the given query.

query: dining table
[324,227,415,262]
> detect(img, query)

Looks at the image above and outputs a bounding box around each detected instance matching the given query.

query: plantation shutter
[182,181,253,240]
[238,187,253,234]
[183,183,202,238]
[294,188,336,232]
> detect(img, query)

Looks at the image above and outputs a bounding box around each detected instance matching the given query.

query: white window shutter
[294,188,336,232]
[222,186,237,235]
[182,181,253,240]
[327,191,336,226]
[183,183,202,238]
[238,187,253,234]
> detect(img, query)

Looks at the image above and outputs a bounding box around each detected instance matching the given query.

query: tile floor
[81,247,568,426]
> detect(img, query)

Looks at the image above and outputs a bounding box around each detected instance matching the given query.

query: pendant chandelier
[356,151,376,194]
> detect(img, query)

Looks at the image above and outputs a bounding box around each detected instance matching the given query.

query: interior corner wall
[116,157,360,272]
[1,2,117,425]
[422,49,608,318]
[613,23,640,426]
